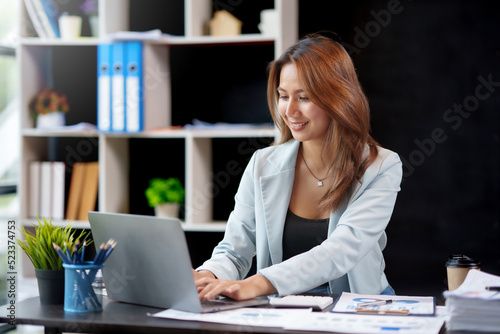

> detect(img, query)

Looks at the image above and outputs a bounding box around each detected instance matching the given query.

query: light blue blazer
[197,139,402,296]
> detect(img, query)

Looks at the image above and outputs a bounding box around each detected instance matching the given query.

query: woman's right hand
[192,268,216,281]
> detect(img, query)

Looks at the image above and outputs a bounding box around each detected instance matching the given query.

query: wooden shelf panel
[20,218,227,232]
[22,129,99,137]
[20,37,100,46]
[20,218,90,230]
[20,34,275,47]
[21,127,275,139]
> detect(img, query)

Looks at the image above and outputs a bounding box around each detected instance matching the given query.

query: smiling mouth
[289,121,309,130]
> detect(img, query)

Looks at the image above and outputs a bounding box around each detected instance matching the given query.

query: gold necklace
[299,148,327,187]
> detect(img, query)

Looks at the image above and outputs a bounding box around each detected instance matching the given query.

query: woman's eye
[279,95,289,100]
[299,96,309,101]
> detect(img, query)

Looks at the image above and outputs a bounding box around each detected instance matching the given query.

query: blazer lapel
[260,140,300,264]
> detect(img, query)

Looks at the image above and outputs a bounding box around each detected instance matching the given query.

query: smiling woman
[193,33,402,301]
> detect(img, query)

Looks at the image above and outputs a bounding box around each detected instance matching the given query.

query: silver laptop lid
[88,211,203,312]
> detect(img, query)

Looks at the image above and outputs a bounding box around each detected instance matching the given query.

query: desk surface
[0,296,481,334]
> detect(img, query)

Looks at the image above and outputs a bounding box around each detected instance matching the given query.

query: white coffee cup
[259,9,278,36]
[59,15,82,39]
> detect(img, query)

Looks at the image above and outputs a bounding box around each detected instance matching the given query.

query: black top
[282,209,329,261]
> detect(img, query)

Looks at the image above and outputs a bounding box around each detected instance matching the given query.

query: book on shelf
[97,43,113,132]
[39,161,52,218]
[77,162,99,221]
[28,161,41,218]
[29,161,65,220]
[65,162,86,220]
[51,161,65,219]
[24,0,61,38]
[97,41,169,133]
[28,161,99,222]
[37,0,61,38]
[24,0,48,38]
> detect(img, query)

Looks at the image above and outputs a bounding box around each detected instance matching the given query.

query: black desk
[0,296,479,334]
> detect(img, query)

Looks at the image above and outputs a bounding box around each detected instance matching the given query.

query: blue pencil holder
[63,262,104,312]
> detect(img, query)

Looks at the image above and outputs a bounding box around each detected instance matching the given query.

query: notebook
[88,211,268,313]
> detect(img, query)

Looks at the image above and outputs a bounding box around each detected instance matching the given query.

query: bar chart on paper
[331,292,436,316]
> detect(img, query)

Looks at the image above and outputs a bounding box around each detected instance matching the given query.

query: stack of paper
[443,269,500,332]
[153,306,445,334]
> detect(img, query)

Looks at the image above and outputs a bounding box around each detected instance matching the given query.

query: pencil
[81,240,87,262]
[103,240,117,262]
[356,299,393,307]
[355,308,409,315]
[74,239,81,262]
[52,242,71,264]
[73,245,82,264]
[93,243,106,265]
[63,242,73,264]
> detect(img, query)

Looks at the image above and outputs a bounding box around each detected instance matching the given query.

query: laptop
[88,211,268,313]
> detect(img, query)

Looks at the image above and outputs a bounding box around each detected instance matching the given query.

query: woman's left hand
[195,273,277,301]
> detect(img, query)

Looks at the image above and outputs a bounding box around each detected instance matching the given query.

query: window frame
[0,43,17,194]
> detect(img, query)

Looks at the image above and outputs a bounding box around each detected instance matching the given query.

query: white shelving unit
[17,0,297,241]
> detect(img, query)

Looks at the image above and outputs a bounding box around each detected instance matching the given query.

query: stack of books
[29,161,99,221]
[24,0,61,38]
[444,269,500,332]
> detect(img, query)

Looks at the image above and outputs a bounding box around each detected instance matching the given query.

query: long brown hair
[267,33,379,211]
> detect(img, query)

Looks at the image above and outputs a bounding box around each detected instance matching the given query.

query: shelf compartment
[19,44,98,130]
[20,136,99,223]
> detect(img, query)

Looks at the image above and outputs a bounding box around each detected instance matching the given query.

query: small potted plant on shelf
[28,88,70,129]
[79,0,99,37]
[145,177,185,218]
[16,216,90,304]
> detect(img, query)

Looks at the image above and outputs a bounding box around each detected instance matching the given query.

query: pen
[485,286,500,291]
[355,308,409,315]
[356,299,393,308]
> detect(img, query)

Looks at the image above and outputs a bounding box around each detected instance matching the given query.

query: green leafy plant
[16,216,90,271]
[145,177,185,207]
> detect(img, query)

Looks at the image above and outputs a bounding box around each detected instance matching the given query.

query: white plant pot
[154,203,179,218]
[36,111,66,129]
[89,15,99,37]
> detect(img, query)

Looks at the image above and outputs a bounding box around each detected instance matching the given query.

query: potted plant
[28,88,70,129]
[79,0,99,37]
[16,216,90,304]
[145,178,185,218]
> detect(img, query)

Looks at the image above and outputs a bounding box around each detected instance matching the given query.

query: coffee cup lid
[446,254,481,268]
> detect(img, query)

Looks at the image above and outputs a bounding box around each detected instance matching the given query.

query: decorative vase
[36,111,66,129]
[35,269,65,305]
[154,203,179,218]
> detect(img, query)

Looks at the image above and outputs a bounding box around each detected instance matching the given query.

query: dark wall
[298,0,500,298]
[125,0,500,298]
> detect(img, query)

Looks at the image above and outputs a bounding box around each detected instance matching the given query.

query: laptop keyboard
[201,298,239,306]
